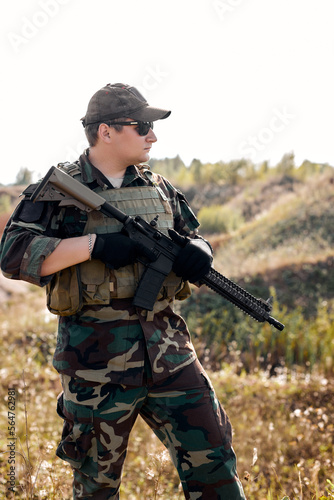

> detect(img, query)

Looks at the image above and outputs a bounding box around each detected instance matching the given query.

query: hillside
[158,168,334,377]
[181,170,334,316]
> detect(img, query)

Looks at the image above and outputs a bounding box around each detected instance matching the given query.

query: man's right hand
[92,233,140,269]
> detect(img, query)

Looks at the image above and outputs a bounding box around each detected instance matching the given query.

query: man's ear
[98,123,113,143]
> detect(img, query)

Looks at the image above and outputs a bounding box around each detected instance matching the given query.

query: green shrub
[197,205,245,234]
[0,194,11,214]
[181,289,334,375]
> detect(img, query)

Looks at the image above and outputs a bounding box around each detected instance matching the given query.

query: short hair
[84,118,127,147]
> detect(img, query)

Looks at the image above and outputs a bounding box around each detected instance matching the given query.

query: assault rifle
[30,166,285,331]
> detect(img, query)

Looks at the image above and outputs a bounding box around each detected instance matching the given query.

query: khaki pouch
[46,265,82,316]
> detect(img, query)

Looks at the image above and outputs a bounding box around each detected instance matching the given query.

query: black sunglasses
[109,121,154,136]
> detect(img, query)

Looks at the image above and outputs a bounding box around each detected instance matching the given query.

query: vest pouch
[111,264,138,299]
[175,280,192,301]
[46,265,82,316]
[80,259,111,305]
[156,271,192,301]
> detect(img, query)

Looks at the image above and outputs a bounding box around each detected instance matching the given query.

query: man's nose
[146,128,157,142]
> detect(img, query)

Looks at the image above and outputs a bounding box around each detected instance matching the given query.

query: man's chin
[140,153,151,163]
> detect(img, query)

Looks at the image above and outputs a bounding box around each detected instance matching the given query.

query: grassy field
[0,287,333,500]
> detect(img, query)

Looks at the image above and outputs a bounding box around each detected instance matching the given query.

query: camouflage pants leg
[56,375,144,500]
[140,359,246,499]
[56,359,246,499]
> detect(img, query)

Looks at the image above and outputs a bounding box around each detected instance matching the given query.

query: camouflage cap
[81,83,171,127]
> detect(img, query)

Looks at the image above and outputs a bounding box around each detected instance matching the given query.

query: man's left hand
[168,230,213,283]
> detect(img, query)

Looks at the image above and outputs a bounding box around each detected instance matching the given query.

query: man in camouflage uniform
[0,83,246,499]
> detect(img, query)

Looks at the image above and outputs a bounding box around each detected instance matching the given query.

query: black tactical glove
[168,229,213,283]
[92,233,140,269]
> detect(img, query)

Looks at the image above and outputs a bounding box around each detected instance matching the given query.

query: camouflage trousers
[56,359,246,499]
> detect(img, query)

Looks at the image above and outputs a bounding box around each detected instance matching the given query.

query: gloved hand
[92,233,140,269]
[168,229,213,283]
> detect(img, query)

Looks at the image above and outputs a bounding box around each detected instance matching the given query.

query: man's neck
[88,147,128,179]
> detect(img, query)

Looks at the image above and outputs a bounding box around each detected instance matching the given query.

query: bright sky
[2,0,334,185]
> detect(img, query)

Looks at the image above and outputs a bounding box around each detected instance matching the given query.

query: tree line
[149,152,333,187]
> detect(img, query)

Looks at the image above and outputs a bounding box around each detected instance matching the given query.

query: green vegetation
[0,153,333,498]
[197,204,245,234]
[14,168,33,186]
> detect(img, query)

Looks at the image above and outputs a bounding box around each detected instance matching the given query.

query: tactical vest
[46,167,191,316]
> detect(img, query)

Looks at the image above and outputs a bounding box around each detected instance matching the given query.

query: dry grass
[0,289,334,499]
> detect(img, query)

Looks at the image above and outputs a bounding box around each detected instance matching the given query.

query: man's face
[109,119,157,166]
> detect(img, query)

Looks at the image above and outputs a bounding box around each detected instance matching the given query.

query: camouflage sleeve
[152,174,200,237]
[0,199,61,287]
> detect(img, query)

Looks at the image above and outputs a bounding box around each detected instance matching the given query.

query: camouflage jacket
[0,151,201,385]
